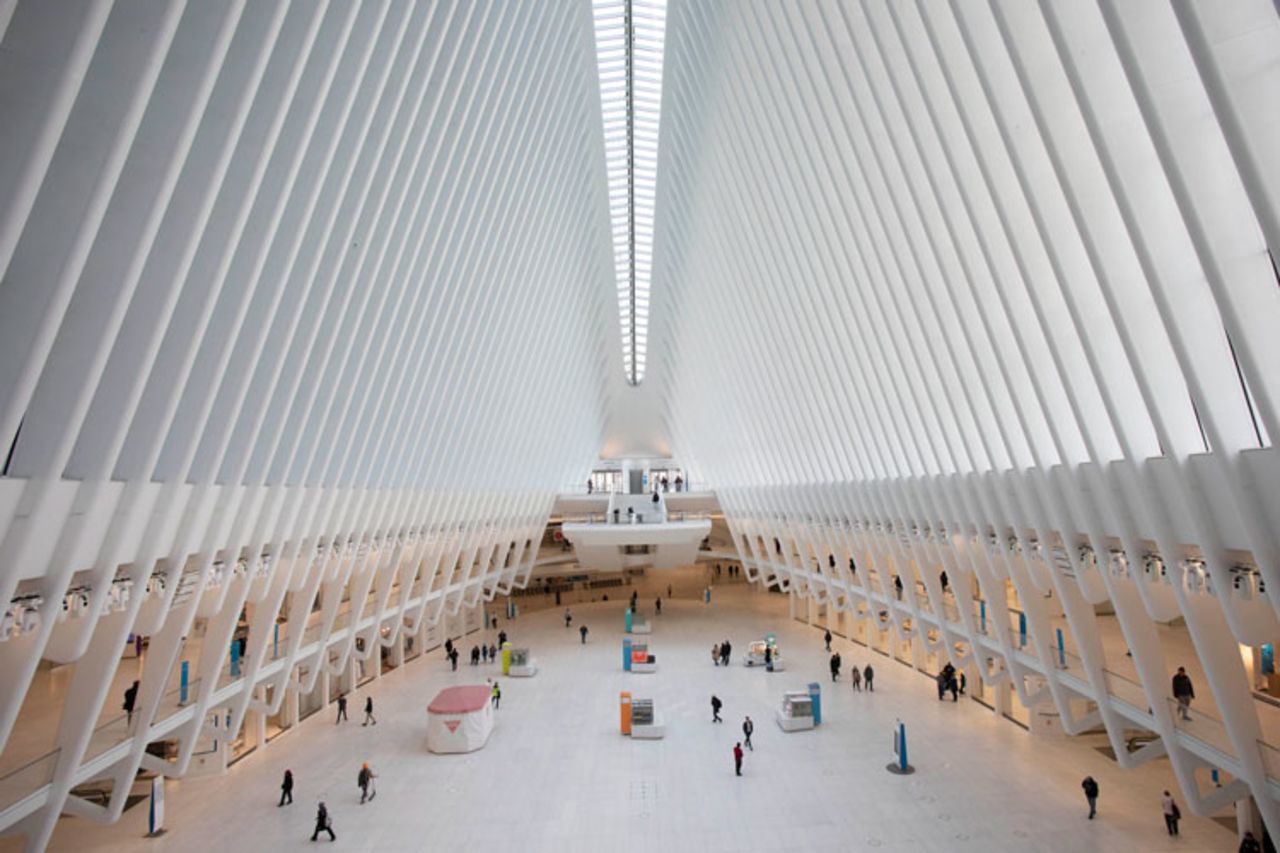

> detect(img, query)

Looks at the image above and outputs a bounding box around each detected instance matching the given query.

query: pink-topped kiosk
[427,685,494,754]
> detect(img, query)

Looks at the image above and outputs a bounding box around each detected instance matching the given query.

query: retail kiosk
[506,647,537,677]
[624,609,651,634]
[776,683,822,732]
[426,685,494,753]
[619,691,665,739]
[743,638,784,670]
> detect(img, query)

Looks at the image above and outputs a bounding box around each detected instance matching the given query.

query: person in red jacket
[733,742,744,776]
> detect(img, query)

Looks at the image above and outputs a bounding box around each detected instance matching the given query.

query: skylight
[592,0,666,385]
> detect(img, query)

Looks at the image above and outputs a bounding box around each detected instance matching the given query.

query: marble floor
[32,580,1237,852]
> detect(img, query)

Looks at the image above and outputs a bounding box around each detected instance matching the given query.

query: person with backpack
[311,801,335,841]
[1082,776,1099,819]
[711,694,723,723]
[1161,790,1180,836]
[279,769,294,806]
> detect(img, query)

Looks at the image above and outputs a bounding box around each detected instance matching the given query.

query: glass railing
[83,712,131,762]
[1257,739,1280,783]
[0,749,60,812]
[1103,668,1151,716]
[1167,698,1234,759]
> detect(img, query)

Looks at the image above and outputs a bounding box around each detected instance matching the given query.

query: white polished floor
[39,582,1235,852]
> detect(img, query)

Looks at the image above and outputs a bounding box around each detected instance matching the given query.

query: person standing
[1082,776,1099,819]
[336,693,348,723]
[363,696,376,726]
[850,665,861,691]
[655,597,662,615]
[1172,667,1195,721]
[470,645,480,666]
[279,769,294,806]
[712,643,721,667]
[449,648,459,670]
[733,742,744,776]
[311,801,335,841]
[863,663,874,692]
[742,716,754,750]
[722,640,732,666]
[580,624,588,644]
[358,763,372,804]
[498,630,508,647]
[1161,791,1180,836]
[824,629,832,651]
[481,644,489,663]
[829,652,841,682]
[565,608,572,628]
[491,681,501,709]
[123,680,140,726]
[444,637,454,658]
[711,694,723,723]
[488,642,496,661]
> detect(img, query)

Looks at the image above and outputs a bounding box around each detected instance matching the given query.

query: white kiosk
[776,690,816,732]
[426,686,494,753]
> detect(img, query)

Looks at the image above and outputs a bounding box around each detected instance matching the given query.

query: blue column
[897,721,909,771]
[1018,612,1027,648]
[808,682,821,726]
[180,661,189,705]
[230,639,240,677]
[273,623,279,660]
[624,609,633,633]
[1056,628,1065,667]
[623,638,633,672]
[980,600,986,633]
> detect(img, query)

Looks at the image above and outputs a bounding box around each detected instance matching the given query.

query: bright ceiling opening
[591,0,666,385]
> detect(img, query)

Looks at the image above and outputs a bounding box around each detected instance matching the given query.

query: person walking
[336,693,348,723]
[498,629,507,647]
[363,696,376,726]
[711,694,723,723]
[579,624,588,644]
[491,681,501,709]
[742,716,754,750]
[444,637,454,658]
[470,645,480,666]
[123,680,140,726]
[279,769,294,806]
[824,629,832,651]
[712,643,721,667]
[829,652,841,682]
[722,640,732,666]
[850,665,862,691]
[358,763,373,804]
[481,644,489,663]
[311,801,335,841]
[449,648,459,670]
[564,608,572,628]
[1172,667,1195,721]
[733,742,744,776]
[1082,775,1099,819]
[488,642,496,661]
[1161,790,1180,835]
[863,663,874,692]
[655,597,662,615]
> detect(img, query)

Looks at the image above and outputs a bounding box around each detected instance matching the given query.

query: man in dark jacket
[1172,667,1195,721]
[311,801,335,841]
[742,716,754,750]
[711,694,723,723]
[1082,776,1099,819]
[279,769,294,806]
